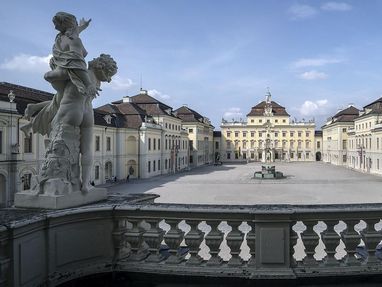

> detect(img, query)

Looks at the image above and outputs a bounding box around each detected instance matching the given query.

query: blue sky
[1,0,382,129]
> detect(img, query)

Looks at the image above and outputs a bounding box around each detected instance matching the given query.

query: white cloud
[299,99,329,116]
[0,54,51,72]
[299,70,328,80]
[148,89,171,100]
[223,107,243,118]
[288,4,318,20]
[108,75,134,91]
[292,57,343,68]
[321,2,352,11]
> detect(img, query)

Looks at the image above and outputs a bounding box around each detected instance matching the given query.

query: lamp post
[357,145,365,169]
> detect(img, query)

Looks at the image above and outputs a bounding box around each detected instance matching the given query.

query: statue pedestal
[14,188,107,209]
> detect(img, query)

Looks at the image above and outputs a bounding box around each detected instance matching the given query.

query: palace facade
[322,97,382,176]
[0,82,215,207]
[219,92,317,162]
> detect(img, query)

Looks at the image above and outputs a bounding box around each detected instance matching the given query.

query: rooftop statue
[16,12,118,209]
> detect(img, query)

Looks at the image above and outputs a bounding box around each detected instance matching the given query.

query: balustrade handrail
[3,200,382,286]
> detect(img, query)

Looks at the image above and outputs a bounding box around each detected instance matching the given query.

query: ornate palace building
[220,92,317,162]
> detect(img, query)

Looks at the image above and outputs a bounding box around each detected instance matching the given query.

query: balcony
[2,195,382,286]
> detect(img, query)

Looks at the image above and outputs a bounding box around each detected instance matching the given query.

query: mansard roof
[246,101,290,117]
[323,105,360,128]
[333,105,359,118]
[0,82,53,115]
[360,97,382,116]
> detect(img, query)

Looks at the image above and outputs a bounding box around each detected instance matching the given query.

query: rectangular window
[158,160,161,170]
[24,133,32,153]
[165,139,168,150]
[298,152,302,159]
[378,159,380,170]
[0,131,2,153]
[251,141,254,148]
[158,139,161,150]
[290,153,294,159]
[259,119,262,123]
[298,132,302,137]
[251,132,255,137]
[165,159,168,169]
[148,138,151,150]
[106,137,111,151]
[226,141,231,149]
[275,119,278,123]
[189,128,193,133]
[251,152,254,159]
[227,152,231,159]
[298,141,302,149]
[317,141,321,149]
[95,136,100,151]
[148,161,151,173]
[235,132,239,137]
[189,140,193,150]
[243,153,247,159]
[227,132,231,137]
[23,173,32,190]
[215,142,219,149]
[190,155,193,163]
[306,152,309,159]
[95,166,99,180]
[306,132,310,137]
[274,132,278,137]
[306,141,310,149]
[153,138,156,150]
[342,128,347,133]
[283,119,286,123]
[243,132,247,137]
[343,155,347,163]
[290,132,294,137]
[243,141,247,149]
[343,140,347,150]
[377,138,379,150]
[259,132,262,137]
[153,160,156,172]
[282,132,286,137]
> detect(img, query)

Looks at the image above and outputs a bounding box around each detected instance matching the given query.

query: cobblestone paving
[109,162,382,205]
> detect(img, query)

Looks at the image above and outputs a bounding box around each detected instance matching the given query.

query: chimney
[123,96,131,103]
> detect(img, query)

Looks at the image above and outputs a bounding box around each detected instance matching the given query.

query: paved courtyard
[108,162,382,205]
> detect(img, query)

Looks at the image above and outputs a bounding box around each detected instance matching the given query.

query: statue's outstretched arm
[78,18,91,34]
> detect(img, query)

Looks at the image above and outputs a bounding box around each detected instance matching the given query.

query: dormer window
[104,115,112,124]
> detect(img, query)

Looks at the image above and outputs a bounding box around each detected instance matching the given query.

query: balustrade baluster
[246,221,256,266]
[185,220,204,265]
[112,218,129,262]
[301,220,320,266]
[361,218,382,265]
[341,219,361,266]
[163,219,185,264]
[226,221,244,266]
[143,218,165,263]
[205,220,224,266]
[125,218,149,261]
[322,220,341,266]
[290,221,299,267]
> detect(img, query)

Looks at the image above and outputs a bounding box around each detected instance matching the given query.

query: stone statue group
[22,12,118,196]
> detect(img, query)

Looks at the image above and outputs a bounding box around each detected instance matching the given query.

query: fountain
[254,165,284,179]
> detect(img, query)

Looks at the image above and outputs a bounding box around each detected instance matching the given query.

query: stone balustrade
[2,200,382,286]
